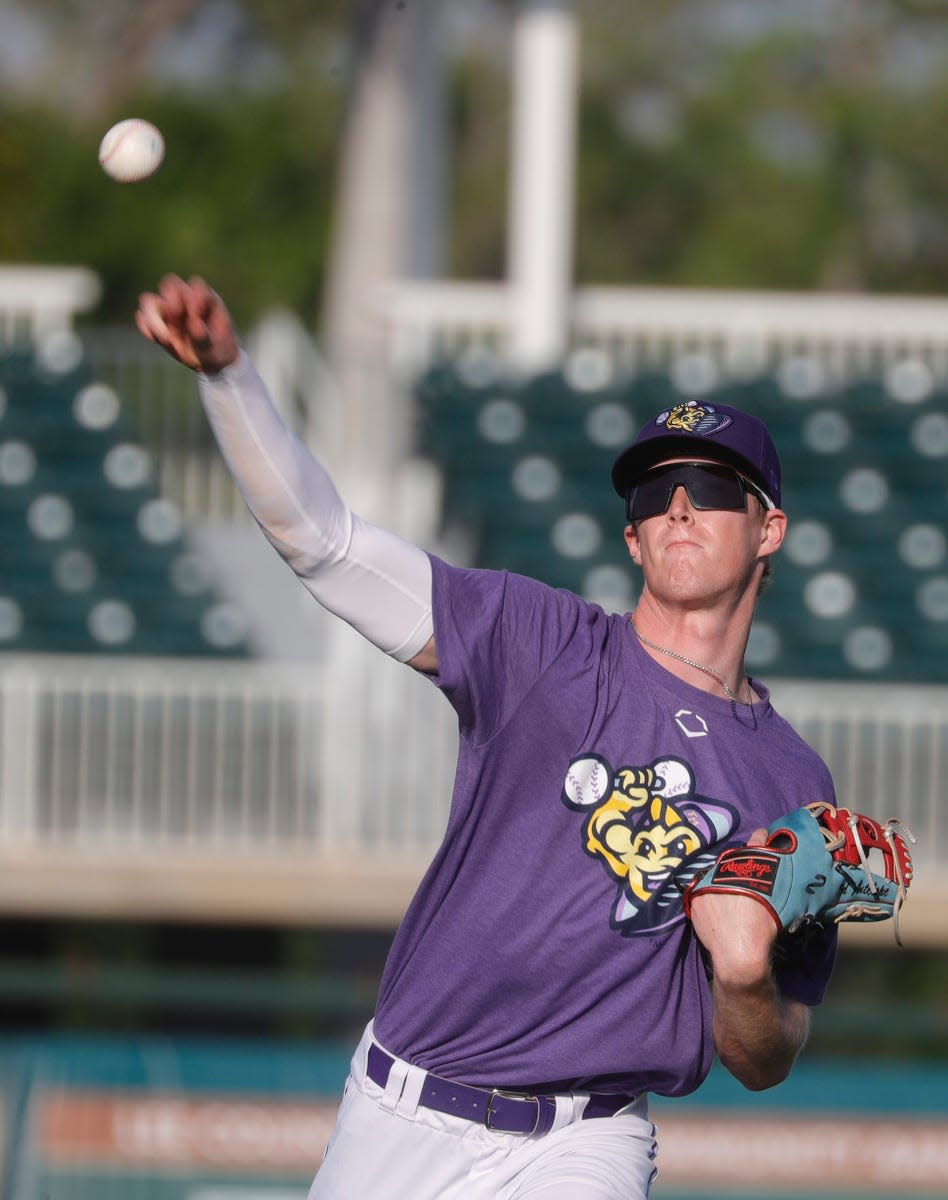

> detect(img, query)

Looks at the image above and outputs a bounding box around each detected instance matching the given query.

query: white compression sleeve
[197,350,434,662]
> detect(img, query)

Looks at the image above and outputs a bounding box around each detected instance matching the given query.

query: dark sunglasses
[625,461,774,522]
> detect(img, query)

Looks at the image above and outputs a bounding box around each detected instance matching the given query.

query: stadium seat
[0,344,249,657]
[414,354,948,682]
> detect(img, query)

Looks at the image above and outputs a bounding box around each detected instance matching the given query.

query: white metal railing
[769,678,946,869]
[0,653,941,872]
[570,285,948,376]
[384,280,948,380]
[0,264,101,343]
[0,645,457,857]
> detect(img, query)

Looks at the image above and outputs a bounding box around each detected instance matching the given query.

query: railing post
[0,664,38,838]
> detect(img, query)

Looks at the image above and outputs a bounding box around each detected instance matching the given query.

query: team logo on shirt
[561,754,739,936]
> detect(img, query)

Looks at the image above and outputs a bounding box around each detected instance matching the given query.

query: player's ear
[758,508,787,559]
[624,523,641,565]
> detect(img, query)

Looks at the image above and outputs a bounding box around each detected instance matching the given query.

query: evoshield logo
[675,709,708,739]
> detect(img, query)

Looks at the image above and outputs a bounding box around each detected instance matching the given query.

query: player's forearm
[711,975,809,1090]
[198,350,434,662]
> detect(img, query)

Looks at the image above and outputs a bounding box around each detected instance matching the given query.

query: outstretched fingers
[135,275,239,373]
[181,278,235,367]
[135,289,188,364]
[135,291,174,347]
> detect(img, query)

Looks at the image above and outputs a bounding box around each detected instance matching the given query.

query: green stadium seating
[414,354,948,682]
[0,345,249,657]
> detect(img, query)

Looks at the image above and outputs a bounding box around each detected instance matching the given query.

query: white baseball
[563,756,611,808]
[98,119,165,183]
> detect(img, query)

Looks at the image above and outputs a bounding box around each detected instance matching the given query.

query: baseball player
[136,275,840,1199]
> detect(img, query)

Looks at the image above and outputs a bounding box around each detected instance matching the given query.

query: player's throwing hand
[135,274,240,375]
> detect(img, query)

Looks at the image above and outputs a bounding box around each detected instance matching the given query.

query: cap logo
[657,401,733,437]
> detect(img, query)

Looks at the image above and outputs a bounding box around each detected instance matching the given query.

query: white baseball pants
[308,1024,658,1199]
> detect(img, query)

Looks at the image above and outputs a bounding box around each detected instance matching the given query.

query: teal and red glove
[683,802,915,945]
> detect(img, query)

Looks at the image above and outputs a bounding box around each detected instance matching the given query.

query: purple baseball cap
[610,399,782,509]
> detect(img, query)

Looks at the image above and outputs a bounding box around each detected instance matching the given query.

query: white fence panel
[0,659,942,872]
[0,651,458,855]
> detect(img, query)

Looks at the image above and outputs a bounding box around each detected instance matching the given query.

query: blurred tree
[0,89,342,331]
[0,0,356,327]
[21,0,357,116]
[3,0,948,327]
[573,2,948,292]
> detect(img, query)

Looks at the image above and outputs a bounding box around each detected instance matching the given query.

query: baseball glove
[682,802,915,945]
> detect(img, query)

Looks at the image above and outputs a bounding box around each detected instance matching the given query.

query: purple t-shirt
[373,559,837,1098]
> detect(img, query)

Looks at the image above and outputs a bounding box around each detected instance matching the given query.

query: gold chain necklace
[630,619,752,706]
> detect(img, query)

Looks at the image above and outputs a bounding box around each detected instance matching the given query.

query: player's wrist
[197,343,244,380]
[699,900,777,990]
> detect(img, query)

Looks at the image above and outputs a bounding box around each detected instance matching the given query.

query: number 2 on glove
[683,802,916,945]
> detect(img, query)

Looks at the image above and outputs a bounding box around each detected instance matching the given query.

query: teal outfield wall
[0,1035,945,1200]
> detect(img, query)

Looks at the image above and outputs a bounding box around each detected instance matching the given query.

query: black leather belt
[366,1043,632,1137]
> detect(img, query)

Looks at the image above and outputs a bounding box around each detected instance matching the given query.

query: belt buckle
[485,1088,540,1136]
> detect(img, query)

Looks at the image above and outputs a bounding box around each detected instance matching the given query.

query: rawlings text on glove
[683,802,915,945]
